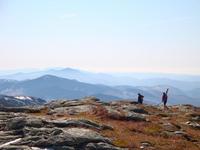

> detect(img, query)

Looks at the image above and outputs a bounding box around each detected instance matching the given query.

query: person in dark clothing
[162,89,169,109]
[138,93,144,104]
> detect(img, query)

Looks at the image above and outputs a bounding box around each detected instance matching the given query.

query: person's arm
[166,89,169,94]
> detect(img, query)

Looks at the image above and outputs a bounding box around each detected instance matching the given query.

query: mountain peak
[61,67,80,73]
[37,74,61,80]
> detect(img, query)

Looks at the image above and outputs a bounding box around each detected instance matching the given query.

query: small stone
[174,131,187,135]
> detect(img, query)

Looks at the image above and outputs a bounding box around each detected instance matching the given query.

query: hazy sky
[0,0,200,74]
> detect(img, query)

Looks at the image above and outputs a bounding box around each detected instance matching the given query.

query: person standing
[138,93,144,104]
[162,89,169,109]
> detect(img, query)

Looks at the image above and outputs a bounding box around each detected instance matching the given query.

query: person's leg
[163,100,166,109]
[164,100,168,109]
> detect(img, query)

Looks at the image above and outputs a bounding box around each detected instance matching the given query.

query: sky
[0,0,200,74]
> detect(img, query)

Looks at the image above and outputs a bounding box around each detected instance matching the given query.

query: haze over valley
[0,68,199,106]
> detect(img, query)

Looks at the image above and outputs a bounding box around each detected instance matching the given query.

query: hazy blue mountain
[134,85,200,106]
[187,88,200,99]
[0,68,200,91]
[0,75,122,100]
[0,75,199,106]
[114,86,157,101]
[0,79,18,92]
[113,85,199,106]
[113,72,200,81]
[0,68,123,85]
[139,78,200,91]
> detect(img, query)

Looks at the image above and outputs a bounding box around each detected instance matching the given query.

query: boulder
[6,117,26,130]
[122,105,148,114]
[46,100,83,109]
[174,131,197,142]
[105,106,146,121]
[15,127,111,149]
[65,128,111,145]
[188,113,200,122]
[31,146,75,150]
[85,142,126,150]
[125,111,146,121]
[16,128,75,147]
[49,105,96,115]
[185,121,200,129]
[45,119,113,130]
[0,145,32,150]
[140,141,154,149]
[26,118,44,128]
[162,123,181,132]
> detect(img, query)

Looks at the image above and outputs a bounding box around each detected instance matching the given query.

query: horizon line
[0,67,200,76]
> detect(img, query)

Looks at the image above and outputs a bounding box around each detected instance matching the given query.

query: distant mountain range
[0,74,199,106]
[0,75,121,100]
[0,68,200,91]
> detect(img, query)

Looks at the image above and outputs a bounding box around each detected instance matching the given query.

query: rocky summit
[0,97,200,150]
